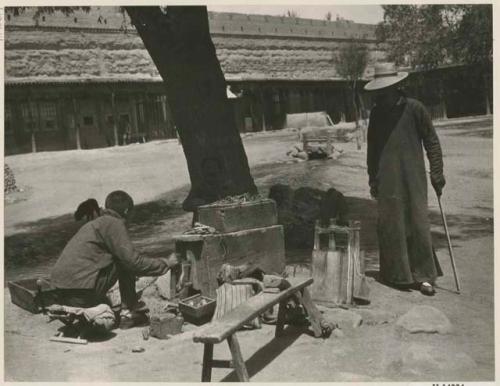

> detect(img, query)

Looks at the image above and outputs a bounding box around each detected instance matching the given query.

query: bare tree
[334,42,369,148]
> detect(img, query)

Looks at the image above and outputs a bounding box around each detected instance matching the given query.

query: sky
[206,5,384,24]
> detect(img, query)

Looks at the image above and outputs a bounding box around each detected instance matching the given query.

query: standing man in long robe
[365,63,446,296]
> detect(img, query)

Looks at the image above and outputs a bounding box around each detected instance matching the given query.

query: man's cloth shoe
[419,282,435,296]
[119,309,149,330]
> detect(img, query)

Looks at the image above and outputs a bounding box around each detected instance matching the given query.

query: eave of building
[5,76,358,87]
[5,24,378,44]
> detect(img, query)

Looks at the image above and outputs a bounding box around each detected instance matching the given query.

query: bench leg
[227,334,249,382]
[296,288,323,338]
[201,343,214,382]
[275,300,288,338]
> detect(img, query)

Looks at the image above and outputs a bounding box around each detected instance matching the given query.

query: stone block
[197,199,277,233]
[175,225,285,298]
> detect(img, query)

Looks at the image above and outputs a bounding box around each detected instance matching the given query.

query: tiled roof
[5,7,386,84]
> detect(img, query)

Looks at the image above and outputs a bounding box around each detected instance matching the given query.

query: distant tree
[376,4,492,113]
[376,4,491,68]
[285,9,299,18]
[334,42,369,147]
[325,11,332,21]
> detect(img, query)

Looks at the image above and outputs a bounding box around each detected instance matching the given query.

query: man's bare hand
[165,252,180,268]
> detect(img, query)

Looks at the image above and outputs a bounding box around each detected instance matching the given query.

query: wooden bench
[192,277,326,382]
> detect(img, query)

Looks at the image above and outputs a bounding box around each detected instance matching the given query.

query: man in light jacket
[51,190,178,328]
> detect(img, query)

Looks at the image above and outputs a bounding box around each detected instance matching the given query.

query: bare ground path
[4,116,493,381]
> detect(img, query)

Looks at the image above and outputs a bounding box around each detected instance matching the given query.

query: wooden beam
[211,360,233,368]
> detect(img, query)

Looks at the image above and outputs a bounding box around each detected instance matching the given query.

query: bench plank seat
[193,277,313,344]
[193,277,327,382]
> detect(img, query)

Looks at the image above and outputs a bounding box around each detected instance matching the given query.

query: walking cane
[437,195,461,294]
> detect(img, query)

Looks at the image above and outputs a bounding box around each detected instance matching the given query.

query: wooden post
[259,90,266,132]
[160,94,169,138]
[129,94,139,134]
[484,74,491,116]
[295,289,323,338]
[227,334,249,382]
[35,100,43,152]
[111,90,119,146]
[72,97,81,150]
[26,98,37,153]
[201,343,214,382]
[95,95,104,140]
[31,132,37,153]
[275,300,288,338]
[143,92,150,139]
[439,78,448,119]
[56,99,66,149]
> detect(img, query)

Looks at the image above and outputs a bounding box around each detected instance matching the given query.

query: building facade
[4,7,492,155]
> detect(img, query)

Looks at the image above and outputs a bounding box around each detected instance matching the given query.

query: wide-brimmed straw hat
[364,62,408,91]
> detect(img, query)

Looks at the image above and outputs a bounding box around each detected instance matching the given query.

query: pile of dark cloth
[268,184,349,249]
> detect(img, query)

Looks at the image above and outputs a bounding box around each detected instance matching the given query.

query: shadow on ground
[221,325,304,382]
[4,185,193,282]
[4,159,493,284]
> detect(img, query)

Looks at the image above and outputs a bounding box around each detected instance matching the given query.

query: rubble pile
[204,193,266,206]
[4,164,19,194]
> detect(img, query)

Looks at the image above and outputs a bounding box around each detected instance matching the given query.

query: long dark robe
[367,97,443,285]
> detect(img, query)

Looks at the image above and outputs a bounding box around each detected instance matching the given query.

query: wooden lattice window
[21,102,39,132]
[83,116,94,126]
[39,101,58,131]
[5,104,13,134]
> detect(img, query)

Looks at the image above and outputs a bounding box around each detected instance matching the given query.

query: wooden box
[197,199,278,233]
[179,294,216,325]
[8,277,58,314]
[175,225,286,298]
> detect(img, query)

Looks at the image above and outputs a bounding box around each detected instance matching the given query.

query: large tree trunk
[125,6,257,211]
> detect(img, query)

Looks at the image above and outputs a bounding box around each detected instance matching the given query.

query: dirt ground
[4,116,494,381]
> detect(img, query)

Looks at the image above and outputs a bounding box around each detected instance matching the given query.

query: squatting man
[51,190,179,329]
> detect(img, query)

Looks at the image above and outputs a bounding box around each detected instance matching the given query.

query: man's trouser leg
[56,263,139,309]
[94,263,139,310]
